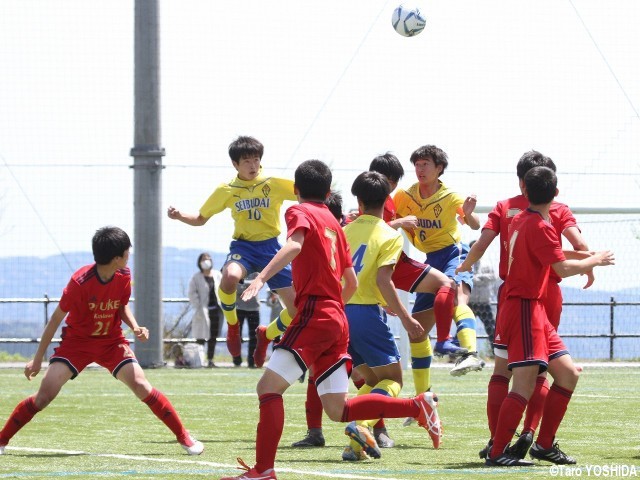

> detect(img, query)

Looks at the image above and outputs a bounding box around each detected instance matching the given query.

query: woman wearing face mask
[188,253,223,367]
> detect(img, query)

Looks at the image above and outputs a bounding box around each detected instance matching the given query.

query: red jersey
[483,194,578,281]
[503,209,566,300]
[285,202,352,306]
[354,195,396,224]
[58,264,131,342]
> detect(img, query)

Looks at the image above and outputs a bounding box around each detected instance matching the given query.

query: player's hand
[594,250,615,266]
[242,277,264,301]
[167,206,181,219]
[456,261,472,274]
[346,211,359,222]
[462,195,477,217]
[24,359,41,381]
[582,269,595,289]
[395,215,418,230]
[401,316,425,341]
[134,326,149,342]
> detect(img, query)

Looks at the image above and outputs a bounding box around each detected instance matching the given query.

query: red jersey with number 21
[285,202,352,307]
[58,265,131,342]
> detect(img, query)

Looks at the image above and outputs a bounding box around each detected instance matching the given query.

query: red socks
[305,376,324,430]
[487,374,510,438]
[255,393,284,473]
[522,376,550,434]
[434,286,456,342]
[341,395,418,422]
[142,388,188,442]
[490,392,527,458]
[536,384,573,449]
[0,396,40,445]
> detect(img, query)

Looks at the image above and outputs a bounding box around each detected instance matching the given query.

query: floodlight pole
[130,0,164,368]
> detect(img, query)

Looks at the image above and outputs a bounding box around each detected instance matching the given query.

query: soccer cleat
[479,439,493,459]
[434,339,468,357]
[226,323,242,358]
[413,391,442,449]
[530,442,577,465]
[291,429,325,448]
[450,352,485,376]
[402,416,415,427]
[219,458,277,480]
[485,448,534,467]
[344,422,381,459]
[373,427,395,448]
[507,431,534,459]
[341,445,369,461]
[179,434,204,455]
[253,325,270,368]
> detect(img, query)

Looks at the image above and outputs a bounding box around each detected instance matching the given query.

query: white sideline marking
[7,446,404,480]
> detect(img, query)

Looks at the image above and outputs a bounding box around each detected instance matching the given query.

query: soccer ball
[391,4,426,37]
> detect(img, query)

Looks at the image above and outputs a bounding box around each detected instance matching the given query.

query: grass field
[0,363,639,479]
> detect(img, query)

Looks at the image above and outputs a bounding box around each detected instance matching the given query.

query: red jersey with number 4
[504,209,566,300]
[484,195,578,282]
[285,202,352,306]
[58,264,131,342]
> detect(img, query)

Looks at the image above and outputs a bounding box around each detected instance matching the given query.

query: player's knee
[323,403,344,422]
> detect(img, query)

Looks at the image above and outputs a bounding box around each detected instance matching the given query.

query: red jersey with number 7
[58,264,131,342]
[285,202,352,307]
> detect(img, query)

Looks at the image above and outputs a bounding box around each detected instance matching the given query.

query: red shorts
[50,336,137,379]
[494,297,568,372]
[391,252,431,293]
[543,280,563,330]
[275,295,351,385]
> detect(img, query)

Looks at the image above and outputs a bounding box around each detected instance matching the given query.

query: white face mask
[200,259,212,271]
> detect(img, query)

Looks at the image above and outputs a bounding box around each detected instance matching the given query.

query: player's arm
[120,304,149,342]
[25,306,66,380]
[242,230,305,300]
[388,216,418,231]
[563,226,595,289]
[166,206,209,226]
[376,265,424,340]
[456,228,498,273]
[341,266,358,304]
[551,250,615,278]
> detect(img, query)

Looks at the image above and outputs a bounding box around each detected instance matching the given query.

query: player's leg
[234,310,247,366]
[291,368,326,448]
[480,354,512,458]
[218,260,246,358]
[116,361,203,455]
[0,361,72,450]
[408,308,434,398]
[246,310,260,368]
[450,282,485,376]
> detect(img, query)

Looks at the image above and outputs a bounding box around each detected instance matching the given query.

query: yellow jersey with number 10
[199,174,296,241]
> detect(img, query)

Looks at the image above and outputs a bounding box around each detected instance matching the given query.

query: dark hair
[197,252,212,272]
[92,226,132,265]
[524,166,557,205]
[516,150,557,179]
[369,153,404,184]
[228,136,264,163]
[294,160,332,200]
[351,171,391,210]
[409,145,448,176]
[325,190,344,222]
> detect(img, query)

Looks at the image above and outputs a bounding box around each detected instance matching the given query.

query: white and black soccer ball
[391,4,426,37]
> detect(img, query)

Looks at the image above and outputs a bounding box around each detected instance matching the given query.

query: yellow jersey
[393,181,465,253]
[199,174,296,241]
[343,215,403,306]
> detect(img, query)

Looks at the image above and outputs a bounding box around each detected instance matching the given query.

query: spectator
[188,252,222,368]
[235,272,261,367]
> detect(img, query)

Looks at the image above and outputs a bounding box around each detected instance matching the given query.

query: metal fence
[1,296,639,362]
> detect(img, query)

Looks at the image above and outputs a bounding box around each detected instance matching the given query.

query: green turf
[0,365,638,479]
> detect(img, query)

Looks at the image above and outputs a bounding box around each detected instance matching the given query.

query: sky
[0,0,638,291]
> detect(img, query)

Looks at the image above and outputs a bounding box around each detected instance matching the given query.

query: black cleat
[507,430,533,459]
[485,443,534,467]
[479,439,493,459]
[291,429,325,448]
[530,442,577,465]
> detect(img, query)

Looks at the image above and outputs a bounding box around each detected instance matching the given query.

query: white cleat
[180,434,204,455]
[450,353,485,376]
